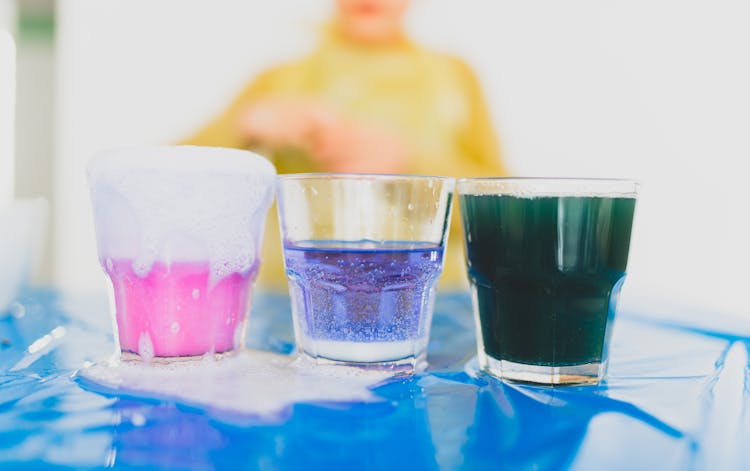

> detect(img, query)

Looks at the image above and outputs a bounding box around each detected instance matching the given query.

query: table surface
[0,289,748,470]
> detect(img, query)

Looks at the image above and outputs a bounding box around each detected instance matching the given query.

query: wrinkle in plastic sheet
[0,290,748,470]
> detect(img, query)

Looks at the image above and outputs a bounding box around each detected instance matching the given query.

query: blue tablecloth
[0,289,748,470]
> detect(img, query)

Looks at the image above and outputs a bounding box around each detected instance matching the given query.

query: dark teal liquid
[460,194,636,366]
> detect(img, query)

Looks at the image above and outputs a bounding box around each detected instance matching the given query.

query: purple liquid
[284,240,443,363]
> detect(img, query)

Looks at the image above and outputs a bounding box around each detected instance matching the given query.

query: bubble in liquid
[131,412,146,427]
[192,289,200,300]
[132,259,152,278]
[170,322,180,334]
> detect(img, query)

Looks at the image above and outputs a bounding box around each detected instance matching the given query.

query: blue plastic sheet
[0,289,748,470]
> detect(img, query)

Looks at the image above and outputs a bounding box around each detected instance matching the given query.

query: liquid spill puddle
[75,350,394,423]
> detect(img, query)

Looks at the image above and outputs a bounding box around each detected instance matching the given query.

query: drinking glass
[87,146,276,361]
[277,174,455,372]
[458,178,638,385]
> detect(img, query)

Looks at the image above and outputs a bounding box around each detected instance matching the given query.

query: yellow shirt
[183,31,507,289]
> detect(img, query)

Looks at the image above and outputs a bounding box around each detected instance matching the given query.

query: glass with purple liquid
[277,174,455,372]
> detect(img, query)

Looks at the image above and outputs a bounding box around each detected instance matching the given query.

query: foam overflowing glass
[87,146,276,361]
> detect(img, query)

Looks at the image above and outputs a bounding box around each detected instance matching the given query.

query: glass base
[119,349,237,364]
[301,350,426,374]
[481,355,602,386]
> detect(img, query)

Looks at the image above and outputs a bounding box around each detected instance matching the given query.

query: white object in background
[0,30,15,206]
[0,2,17,34]
[0,199,47,315]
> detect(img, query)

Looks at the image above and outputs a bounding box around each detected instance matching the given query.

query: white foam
[87,146,276,282]
[137,332,154,363]
[311,339,419,363]
[77,350,392,422]
[457,178,639,198]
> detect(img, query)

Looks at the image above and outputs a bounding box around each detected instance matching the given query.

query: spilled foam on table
[76,350,393,423]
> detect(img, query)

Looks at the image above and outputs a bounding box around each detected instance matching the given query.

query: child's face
[336,0,410,43]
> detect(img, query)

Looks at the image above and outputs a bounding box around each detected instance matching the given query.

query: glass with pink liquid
[87,146,276,361]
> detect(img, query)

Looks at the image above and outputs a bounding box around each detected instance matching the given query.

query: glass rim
[277,172,455,183]
[457,177,639,197]
[87,145,276,177]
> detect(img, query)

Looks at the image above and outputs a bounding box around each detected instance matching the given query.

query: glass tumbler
[87,146,276,361]
[277,174,455,372]
[458,178,638,385]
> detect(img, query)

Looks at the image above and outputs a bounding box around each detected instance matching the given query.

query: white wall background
[56,0,750,316]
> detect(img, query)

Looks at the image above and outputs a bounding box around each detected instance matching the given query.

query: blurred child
[183,0,507,289]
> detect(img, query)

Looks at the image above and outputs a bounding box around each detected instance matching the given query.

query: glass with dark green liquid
[458,178,638,385]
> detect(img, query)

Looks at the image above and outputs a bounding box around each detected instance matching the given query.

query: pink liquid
[105,259,257,358]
